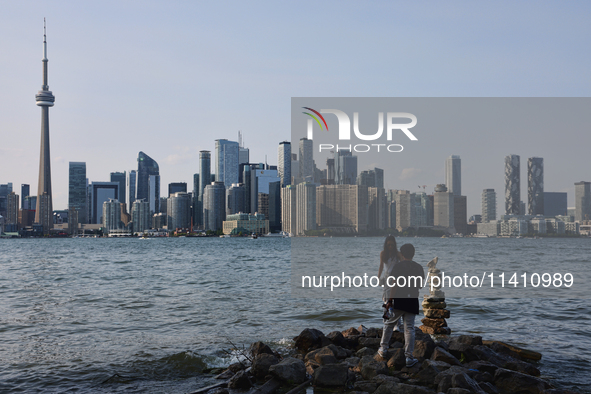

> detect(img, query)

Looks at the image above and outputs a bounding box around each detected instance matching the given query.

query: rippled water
[0,237,589,392]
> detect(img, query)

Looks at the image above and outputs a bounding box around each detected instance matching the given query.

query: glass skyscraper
[68,162,87,224]
[278,141,291,186]
[504,154,520,215]
[136,151,160,214]
[445,155,461,196]
[527,157,544,216]
[110,171,127,207]
[215,139,239,188]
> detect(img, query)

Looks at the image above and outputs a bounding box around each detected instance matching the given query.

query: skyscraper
[278,141,291,186]
[504,155,520,215]
[167,192,191,231]
[69,162,87,224]
[335,150,358,185]
[110,171,127,206]
[527,157,544,215]
[215,139,239,188]
[168,182,187,197]
[21,184,30,210]
[197,151,211,227]
[136,152,160,214]
[543,192,567,217]
[445,155,461,196]
[296,182,316,235]
[203,182,226,231]
[102,199,122,234]
[574,181,591,222]
[35,20,56,233]
[131,199,150,233]
[89,182,119,224]
[434,184,454,230]
[127,170,137,208]
[482,189,496,222]
[227,184,245,215]
[299,138,313,181]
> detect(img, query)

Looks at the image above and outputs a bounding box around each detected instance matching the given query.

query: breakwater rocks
[198,326,578,394]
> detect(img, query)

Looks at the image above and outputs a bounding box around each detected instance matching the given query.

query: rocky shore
[194,325,578,394]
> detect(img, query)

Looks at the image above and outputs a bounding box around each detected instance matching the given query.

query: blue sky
[1,1,590,214]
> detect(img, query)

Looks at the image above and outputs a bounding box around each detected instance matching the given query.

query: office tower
[110,171,126,205]
[316,185,368,233]
[34,21,56,233]
[6,192,19,226]
[326,158,335,185]
[227,184,245,215]
[215,139,239,188]
[238,131,249,164]
[434,184,454,229]
[296,182,316,235]
[335,150,358,185]
[68,206,78,235]
[89,182,119,224]
[278,141,291,186]
[167,192,191,231]
[127,170,137,208]
[482,189,497,222]
[131,199,150,233]
[413,192,431,227]
[358,168,383,188]
[258,193,269,219]
[445,155,461,195]
[281,185,296,234]
[299,138,314,181]
[0,183,12,216]
[159,197,168,215]
[543,192,567,217]
[102,199,121,234]
[249,169,280,213]
[527,157,544,215]
[24,196,37,211]
[367,187,386,230]
[454,195,467,234]
[395,190,413,229]
[136,151,160,213]
[168,182,187,197]
[197,151,211,227]
[203,182,226,231]
[574,181,591,222]
[505,154,520,215]
[21,184,30,209]
[268,181,281,232]
[69,162,87,224]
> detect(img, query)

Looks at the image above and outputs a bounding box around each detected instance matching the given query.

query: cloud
[399,168,422,181]
[165,146,197,166]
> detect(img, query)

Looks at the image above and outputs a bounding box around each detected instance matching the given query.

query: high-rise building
[131,199,150,233]
[167,192,191,231]
[68,206,78,235]
[215,139,239,188]
[136,151,160,213]
[21,184,30,210]
[543,192,567,217]
[102,199,122,234]
[396,190,413,230]
[296,182,316,235]
[168,182,187,197]
[34,21,56,233]
[110,172,127,206]
[203,182,226,231]
[238,131,249,165]
[316,185,368,233]
[69,162,87,224]
[127,170,137,208]
[434,184,454,230]
[527,157,544,215]
[278,141,291,186]
[249,169,280,213]
[268,181,281,232]
[227,183,246,215]
[335,150,358,185]
[299,138,314,181]
[367,187,386,230]
[89,182,119,224]
[6,192,19,226]
[454,195,467,235]
[281,185,297,235]
[326,158,335,185]
[482,189,497,222]
[445,155,461,196]
[505,154,520,215]
[574,181,591,222]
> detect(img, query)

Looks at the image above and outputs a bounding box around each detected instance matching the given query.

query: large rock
[493,368,550,394]
[479,381,499,394]
[327,344,351,359]
[313,363,349,387]
[414,359,444,386]
[452,372,486,393]
[293,328,327,352]
[434,366,470,393]
[251,353,279,379]
[358,355,389,380]
[314,347,338,365]
[464,360,499,375]
[365,327,382,338]
[374,381,436,394]
[341,356,361,369]
[353,380,378,393]
[249,341,274,357]
[269,357,307,384]
[387,348,406,369]
[413,339,436,361]
[424,308,451,318]
[431,346,461,365]
[228,370,252,390]
[421,317,447,328]
[358,337,382,349]
[326,331,349,348]
[356,347,376,357]
[342,327,360,337]
[419,325,452,335]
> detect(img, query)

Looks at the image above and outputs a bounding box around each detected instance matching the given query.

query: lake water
[0,237,589,392]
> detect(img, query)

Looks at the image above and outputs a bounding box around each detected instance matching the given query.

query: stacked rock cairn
[419,256,452,335]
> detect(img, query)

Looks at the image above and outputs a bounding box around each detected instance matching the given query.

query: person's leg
[380,309,404,354]
[394,315,404,332]
[402,312,417,360]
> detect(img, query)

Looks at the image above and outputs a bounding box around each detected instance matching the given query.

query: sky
[1,1,590,215]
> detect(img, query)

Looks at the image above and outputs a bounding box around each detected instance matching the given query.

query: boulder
[431,347,461,366]
[414,359,444,385]
[353,380,378,393]
[327,344,351,359]
[370,374,400,385]
[504,359,540,377]
[293,328,326,352]
[341,356,361,369]
[313,363,349,387]
[228,370,252,390]
[251,353,279,379]
[419,325,452,335]
[356,347,376,358]
[326,331,348,348]
[451,372,486,393]
[268,357,307,384]
[249,341,274,357]
[358,337,382,349]
[479,381,499,394]
[413,339,436,361]
[434,366,470,393]
[314,347,338,365]
[450,335,483,347]
[421,317,447,328]
[463,360,499,375]
[342,327,360,337]
[365,327,382,338]
[228,362,246,372]
[304,359,320,375]
[493,368,550,394]
[386,348,406,369]
[359,355,389,380]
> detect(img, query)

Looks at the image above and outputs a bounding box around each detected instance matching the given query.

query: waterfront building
[127,170,137,208]
[0,183,13,217]
[18,209,35,229]
[110,172,127,206]
[102,199,122,234]
[296,182,316,235]
[89,182,119,224]
[215,139,240,188]
[482,189,497,222]
[527,157,544,215]
[268,181,281,232]
[21,184,29,210]
[454,195,467,234]
[326,158,335,185]
[299,138,314,181]
[223,213,268,235]
[291,154,300,184]
[434,184,454,230]
[6,192,19,226]
[67,206,78,235]
[226,184,246,215]
[545,218,566,234]
[167,192,191,231]
[396,190,413,230]
[257,193,269,219]
[168,182,187,197]
[574,181,591,222]
[249,169,280,213]
[278,141,291,186]
[131,199,150,233]
[316,184,368,233]
[543,192,567,217]
[445,155,461,196]
[335,150,358,185]
[367,187,386,230]
[203,182,226,231]
[281,185,296,235]
[34,22,56,234]
[505,154,520,215]
[136,151,160,213]
[197,150,212,227]
[152,213,167,229]
[24,195,37,211]
[68,162,87,224]
[477,221,500,236]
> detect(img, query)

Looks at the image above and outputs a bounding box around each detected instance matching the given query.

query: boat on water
[251,233,258,239]
[264,231,289,238]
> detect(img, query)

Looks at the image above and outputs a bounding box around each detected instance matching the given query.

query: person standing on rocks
[378,243,425,368]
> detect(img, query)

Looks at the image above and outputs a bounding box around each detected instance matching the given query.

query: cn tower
[34,18,56,231]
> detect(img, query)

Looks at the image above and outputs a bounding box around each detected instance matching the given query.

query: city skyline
[2,3,591,216]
